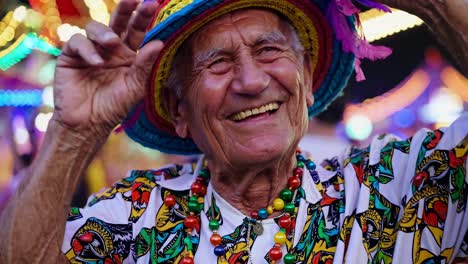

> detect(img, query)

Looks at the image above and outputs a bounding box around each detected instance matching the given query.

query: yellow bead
[273,198,284,211]
[267,206,274,215]
[197,197,204,203]
[274,231,287,245]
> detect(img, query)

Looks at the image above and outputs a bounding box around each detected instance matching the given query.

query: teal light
[0,89,43,107]
[0,33,61,71]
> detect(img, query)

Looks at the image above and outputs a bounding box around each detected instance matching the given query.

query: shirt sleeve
[393,113,467,263]
[339,113,467,263]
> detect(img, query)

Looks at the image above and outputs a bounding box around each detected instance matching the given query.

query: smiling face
[172,8,314,167]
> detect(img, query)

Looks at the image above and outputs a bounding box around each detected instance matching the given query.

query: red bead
[199,184,207,196]
[288,176,301,190]
[293,167,303,178]
[164,194,176,207]
[180,256,194,264]
[250,211,259,219]
[191,182,207,196]
[210,233,222,246]
[184,215,199,229]
[269,246,283,260]
[191,182,202,195]
[278,215,292,229]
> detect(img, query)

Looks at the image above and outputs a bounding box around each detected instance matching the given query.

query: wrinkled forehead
[188,8,286,50]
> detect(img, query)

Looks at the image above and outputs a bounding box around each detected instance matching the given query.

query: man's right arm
[0,119,106,263]
[0,0,163,262]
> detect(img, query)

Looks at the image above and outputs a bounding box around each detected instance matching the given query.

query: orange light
[344,70,430,122]
[441,67,468,102]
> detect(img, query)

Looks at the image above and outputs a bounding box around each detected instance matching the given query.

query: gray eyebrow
[254,31,288,46]
[194,48,224,66]
[193,31,288,66]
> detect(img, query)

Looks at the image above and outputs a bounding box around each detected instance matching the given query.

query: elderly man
[0,0,467,263]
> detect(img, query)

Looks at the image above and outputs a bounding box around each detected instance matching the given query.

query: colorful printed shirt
[62,114,467,263]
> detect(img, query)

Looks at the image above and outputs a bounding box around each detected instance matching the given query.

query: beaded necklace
[165,152,316,264]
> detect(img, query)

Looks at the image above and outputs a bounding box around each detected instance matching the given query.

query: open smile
[229,102,280,122]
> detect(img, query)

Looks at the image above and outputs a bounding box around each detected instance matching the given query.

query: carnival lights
[0,33,60,71]
[0,89,43,107]
[57,23,86,42]
[34,112,53,132]
[360,8,424,42]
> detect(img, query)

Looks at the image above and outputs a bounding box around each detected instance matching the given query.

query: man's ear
[303,53,314,107]
[167,90,189,138]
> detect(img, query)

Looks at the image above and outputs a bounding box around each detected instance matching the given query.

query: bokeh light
[419,88,463,126]
[42,86,54,108]
[345,114,373,140]
[13,6,27,22]
[13,115,30,145]
[34,112,53,132]
[393,108,416,128]
[57,24,86,42]
[38,60,56,85]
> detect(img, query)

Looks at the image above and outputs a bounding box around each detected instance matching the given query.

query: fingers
[135,40,164,70]
[123,1,159,50]
[85,21,120,48]
[109,0,140,37]
[61,34,104,65]
[129,40,165,92]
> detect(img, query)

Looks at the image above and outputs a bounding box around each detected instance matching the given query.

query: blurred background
[0,0,467,208]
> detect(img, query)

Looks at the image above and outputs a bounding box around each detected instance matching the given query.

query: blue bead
[296,154,306,162]
[306,160,316,170]
[258,208,268,219]
[214,245,226,256]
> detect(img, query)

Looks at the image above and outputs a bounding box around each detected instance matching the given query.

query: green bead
[199,169,210,179]
[284,203,295,214]
[284,253,296,264]
[209,219,220,231]
[189,196,198,203]
[184,237,193,251]
[280,188,293,202]
[297,161,305,168]
[188,201,201,213]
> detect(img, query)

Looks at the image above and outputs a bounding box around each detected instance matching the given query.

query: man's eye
[208,57,231,73]
[210,58,227,67]
[260,46,281,53]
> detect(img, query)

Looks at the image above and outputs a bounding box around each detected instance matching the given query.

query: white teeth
[231,102,280,121]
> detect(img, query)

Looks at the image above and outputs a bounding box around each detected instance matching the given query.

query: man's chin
[227,140,295,166]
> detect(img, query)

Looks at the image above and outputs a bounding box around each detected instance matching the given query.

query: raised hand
[374,0,468,75]
[53,0,163,137]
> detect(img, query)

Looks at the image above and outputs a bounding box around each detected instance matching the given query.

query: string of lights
[0,89,43,107]
[0,33,61,71]
[359,8,424,42]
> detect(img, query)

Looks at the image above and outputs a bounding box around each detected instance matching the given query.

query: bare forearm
[0,118,108,263]
[379,0,468,76]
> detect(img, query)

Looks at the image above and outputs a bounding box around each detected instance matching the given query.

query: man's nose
[231,55,270,95]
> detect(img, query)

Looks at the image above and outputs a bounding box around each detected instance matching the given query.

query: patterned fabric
[63,114,467,263]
